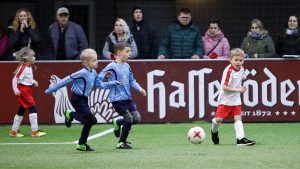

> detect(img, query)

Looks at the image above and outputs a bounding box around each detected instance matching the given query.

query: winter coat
[102,32,138,59]
[276,29,300,56]
[0,34,9,60]
[130,20,158,59]
[48,21,88,60]
[241,30,276,58]
[202,30,230,59]
[158,21,204,59]
[8,27,42,59]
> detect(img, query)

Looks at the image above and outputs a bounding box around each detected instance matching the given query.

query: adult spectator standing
[241,18,276,58]
[276,15,300,57]
[130,6,158,59]
[48,7,88,60]
[102,18,137,60]
[203,19,230,59]
[8,8,42,60]
[158,8,203,59]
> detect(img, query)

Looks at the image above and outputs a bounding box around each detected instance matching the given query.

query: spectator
[0,27,9,60]
[103,18,138,60]
[276,15,300,57]
[48,7,88,60]
[158,8,203,59]
[8,8,42,60]
[241,18,276,58]
[130,6,158,59]
[203,19,230,59]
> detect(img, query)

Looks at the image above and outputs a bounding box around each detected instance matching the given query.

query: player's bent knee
[85,114,97,125]
[131,111,141,124]
[215,118,223,123]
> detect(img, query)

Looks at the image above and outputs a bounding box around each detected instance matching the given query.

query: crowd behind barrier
[0,6,299,61]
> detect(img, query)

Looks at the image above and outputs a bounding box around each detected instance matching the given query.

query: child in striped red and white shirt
[211,48,255,146]
[10,47,46,137]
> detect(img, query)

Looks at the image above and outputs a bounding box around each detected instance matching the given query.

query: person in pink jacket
[202,19,230,59]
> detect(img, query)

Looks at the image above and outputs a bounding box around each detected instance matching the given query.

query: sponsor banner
[0,59,299,124]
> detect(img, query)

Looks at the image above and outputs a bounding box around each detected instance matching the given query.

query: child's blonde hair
[80,48,97,62]
[230,48,245,58]
[15,47,35,62]
[13,47,35,74]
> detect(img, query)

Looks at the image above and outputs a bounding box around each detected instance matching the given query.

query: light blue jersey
[99,61,142,102]
[45,68,117,97]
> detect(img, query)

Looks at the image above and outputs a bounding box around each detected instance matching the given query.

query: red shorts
[215,105,241,119]
[17,84,36,109]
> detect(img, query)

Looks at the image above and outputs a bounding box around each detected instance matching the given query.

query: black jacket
[8,27,42,59]
[130,20,158,59]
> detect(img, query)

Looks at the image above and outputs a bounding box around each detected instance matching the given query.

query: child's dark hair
[114,41,131,54]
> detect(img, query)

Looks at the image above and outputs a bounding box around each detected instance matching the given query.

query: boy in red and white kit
[211,48,255,146]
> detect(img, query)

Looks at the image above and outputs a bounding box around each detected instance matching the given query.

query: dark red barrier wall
[0,59,299,124]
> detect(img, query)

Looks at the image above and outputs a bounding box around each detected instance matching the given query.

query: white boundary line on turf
[72,128,114,144]
[0,142,74,145]
[0,128,114,145]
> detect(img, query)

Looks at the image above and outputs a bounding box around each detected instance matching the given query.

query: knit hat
[132,6,143,14]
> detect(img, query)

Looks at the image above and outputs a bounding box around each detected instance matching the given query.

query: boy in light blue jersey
[99,41,147,149]
[45,49,118,151]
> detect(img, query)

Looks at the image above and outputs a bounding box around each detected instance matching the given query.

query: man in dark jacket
[158,8,204,59]
[48,7,88,60]
[130,6,158,59]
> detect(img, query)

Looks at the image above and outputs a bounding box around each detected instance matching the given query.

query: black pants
[71,93,97,145]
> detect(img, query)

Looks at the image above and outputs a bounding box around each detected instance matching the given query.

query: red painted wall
[0,59,299,124]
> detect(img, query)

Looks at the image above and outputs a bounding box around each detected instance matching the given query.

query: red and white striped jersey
[217,64,245,106]
[14,64,34,86]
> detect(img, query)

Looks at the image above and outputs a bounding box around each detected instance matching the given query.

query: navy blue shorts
[112,100,137,115]
[71,93,92,122]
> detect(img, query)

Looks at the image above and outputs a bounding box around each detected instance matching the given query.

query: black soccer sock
[79,124,92,145]
[119,121,132,143]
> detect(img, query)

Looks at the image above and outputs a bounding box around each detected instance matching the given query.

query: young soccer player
[211,48,256,146]
[10,47,47,137]
[99,41,147,149]
[45,48,118,151]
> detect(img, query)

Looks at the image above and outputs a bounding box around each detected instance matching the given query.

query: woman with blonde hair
[241,18,276,58]
[102,18,138,59]
[8,8,42,60]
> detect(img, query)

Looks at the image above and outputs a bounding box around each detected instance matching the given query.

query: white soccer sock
[234,120,245,140]
[211,118,220,133]
[12,114,23,131]
[29,113,38,132]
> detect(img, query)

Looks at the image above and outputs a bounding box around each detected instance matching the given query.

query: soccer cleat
[237,137,256,146]
[31,130,47,137]
[211,130,219,145]
[65,109,73,128]
[10,130,24,137]
[76,144,95,151]
[112,118,120,138]
[116,142,132,149]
